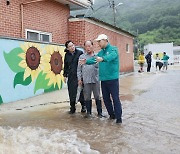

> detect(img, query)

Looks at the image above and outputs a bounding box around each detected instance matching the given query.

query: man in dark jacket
[63,40,86,114]
[145,51,152,72]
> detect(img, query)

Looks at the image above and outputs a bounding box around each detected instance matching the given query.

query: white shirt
[155,56,160,62]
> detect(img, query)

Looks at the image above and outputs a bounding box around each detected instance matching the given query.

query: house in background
[173,46,180,64]
[68,17,134,72]
[0,0,134,104]
[144,43,174,65]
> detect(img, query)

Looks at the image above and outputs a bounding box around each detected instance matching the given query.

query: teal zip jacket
[162,55,169,62]
[86,43,119,81]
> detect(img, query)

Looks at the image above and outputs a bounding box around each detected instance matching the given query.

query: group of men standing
[63,34,122,124]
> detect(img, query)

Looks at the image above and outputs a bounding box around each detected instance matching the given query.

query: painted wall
[0,37,65,104]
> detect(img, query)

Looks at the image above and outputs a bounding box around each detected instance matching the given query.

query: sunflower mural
[34,45,65,93]
[19,43,43,82]
[38,45,65,91]
[43,45,64,87]
[3,41,65,95]
[3,43,34,88]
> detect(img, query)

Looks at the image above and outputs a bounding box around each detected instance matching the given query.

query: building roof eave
[69,17,135,38]
[55,0,91,10]
[87,17,135,38]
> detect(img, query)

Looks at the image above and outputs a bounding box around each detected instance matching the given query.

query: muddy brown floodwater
[0,66,180,154]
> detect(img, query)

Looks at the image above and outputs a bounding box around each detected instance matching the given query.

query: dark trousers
[156,62,163,70]
[101,79,122,120]
[67,77,84,111]
[147,63,151,72]
[156,62,159,69]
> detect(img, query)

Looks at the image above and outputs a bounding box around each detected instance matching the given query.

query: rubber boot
[80,101,86,113]
[84,100,92,118]
[69,101,76,114]
[95,99,103,117]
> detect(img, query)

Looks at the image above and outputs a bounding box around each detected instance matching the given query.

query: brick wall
[68,20,86,45]
[69,18,134,72]
[0,0,70,44]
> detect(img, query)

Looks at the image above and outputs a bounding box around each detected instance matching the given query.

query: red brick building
[0,0,134,73]
[69,17,134,72]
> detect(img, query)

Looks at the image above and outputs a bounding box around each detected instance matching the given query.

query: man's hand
[78,80,83,86]
[79,59,86,65]
[64,77,67,83]
[96,56,103,62]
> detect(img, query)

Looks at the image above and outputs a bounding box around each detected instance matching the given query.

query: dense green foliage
[139,27,180,47]
[72,0,180,46]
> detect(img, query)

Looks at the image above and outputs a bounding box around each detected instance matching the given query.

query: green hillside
[72,0,180,47]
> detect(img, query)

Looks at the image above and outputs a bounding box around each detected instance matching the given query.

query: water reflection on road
[1,67,180,154]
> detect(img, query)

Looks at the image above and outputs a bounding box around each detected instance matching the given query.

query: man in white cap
[80,34,122,124]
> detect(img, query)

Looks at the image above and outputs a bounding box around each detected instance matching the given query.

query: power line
[86,0,123,27]
[111,0,123,26]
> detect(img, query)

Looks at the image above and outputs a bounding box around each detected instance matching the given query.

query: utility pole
[111,0,123,27]
[88,0,122,27]
[112,0,116,26]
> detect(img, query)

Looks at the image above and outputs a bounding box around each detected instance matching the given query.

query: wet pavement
[0,65,180,154]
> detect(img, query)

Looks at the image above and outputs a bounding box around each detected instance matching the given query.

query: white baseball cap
[95,34,108,41]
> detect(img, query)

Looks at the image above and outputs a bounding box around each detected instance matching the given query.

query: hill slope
[72,0,180,46]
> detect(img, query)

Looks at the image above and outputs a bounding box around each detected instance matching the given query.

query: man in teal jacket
[162,52,170,70]
[80,34,122,123]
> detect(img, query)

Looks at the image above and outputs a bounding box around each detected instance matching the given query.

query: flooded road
[0,66,180,154]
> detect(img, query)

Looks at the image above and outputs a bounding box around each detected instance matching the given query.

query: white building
[173,46,180,64]
[144,43,174,65]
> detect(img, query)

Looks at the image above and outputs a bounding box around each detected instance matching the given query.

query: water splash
[0,126,99,154]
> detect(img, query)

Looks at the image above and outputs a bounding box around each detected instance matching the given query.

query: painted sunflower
[42,45,65,89]
[19,42,43,81]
